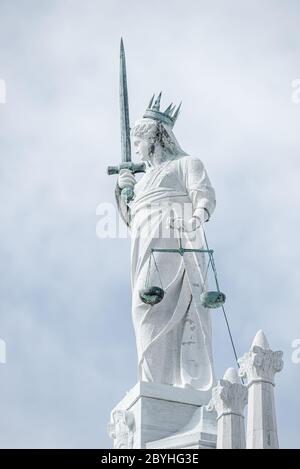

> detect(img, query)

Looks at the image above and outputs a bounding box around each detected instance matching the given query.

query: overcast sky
[0,0,300,448]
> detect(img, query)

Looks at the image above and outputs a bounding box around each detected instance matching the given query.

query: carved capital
[107,410,135,449]
[209,379,248,419]
[238,346,283,385]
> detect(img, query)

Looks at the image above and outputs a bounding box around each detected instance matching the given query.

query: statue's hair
[131,118,187,161]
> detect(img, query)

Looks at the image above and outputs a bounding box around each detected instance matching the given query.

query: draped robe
[116,155,216,394]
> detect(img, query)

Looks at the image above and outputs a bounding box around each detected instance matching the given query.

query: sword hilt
[107,161,146,175]
[107,161,146,204]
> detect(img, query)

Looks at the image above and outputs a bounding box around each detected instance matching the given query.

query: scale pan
[139,286,165,306]
[200,291,226,309]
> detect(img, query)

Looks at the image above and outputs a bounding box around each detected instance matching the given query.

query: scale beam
[151,248,214,255]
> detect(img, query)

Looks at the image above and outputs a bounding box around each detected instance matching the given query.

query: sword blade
[120,38,131,163]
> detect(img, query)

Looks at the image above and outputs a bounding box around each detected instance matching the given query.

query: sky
[0,0,299,448]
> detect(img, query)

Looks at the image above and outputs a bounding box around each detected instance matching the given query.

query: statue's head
[131,92,187,164]
[131,118,180,161]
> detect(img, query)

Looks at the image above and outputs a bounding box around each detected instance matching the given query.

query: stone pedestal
[108,381,217,449]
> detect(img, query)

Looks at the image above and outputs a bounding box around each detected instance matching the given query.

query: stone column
[208,367,247,449]
[238,330,283,449]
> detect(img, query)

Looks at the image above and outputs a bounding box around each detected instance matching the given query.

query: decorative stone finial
[238,330,283,385]
[223,367,240,384]
[251,329,270,350]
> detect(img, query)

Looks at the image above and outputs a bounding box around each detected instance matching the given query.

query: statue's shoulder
[175,155,205,169]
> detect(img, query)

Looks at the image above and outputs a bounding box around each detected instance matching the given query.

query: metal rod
[221,304,244,384]
[201,225,244,383]
[151,248,214,254]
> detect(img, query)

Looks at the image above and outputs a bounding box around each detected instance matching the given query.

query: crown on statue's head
[143,92,181,129]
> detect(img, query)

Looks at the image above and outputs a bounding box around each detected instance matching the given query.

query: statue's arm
[184,157,216,222]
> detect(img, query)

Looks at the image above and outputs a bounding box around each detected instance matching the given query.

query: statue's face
[132,136,152,160]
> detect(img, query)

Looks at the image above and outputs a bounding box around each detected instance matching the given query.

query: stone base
[108,381,217,449]
[146,406,217,449]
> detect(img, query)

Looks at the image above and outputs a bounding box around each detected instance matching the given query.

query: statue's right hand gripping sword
[107,39,145,204]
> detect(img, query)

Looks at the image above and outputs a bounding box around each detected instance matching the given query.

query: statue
[108,410,135,449]
[108,40,217,394]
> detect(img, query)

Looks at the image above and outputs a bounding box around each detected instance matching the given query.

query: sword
[107,38,145,203]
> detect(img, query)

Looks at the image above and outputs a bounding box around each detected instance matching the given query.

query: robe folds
[116,155,216,394]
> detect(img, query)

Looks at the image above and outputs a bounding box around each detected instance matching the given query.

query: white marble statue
[115,96,216,393]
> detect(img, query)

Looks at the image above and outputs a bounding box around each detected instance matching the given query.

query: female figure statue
[116,94,216,394]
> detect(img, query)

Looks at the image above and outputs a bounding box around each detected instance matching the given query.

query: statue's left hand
[167,208,207,232]
[167,216,202,232]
